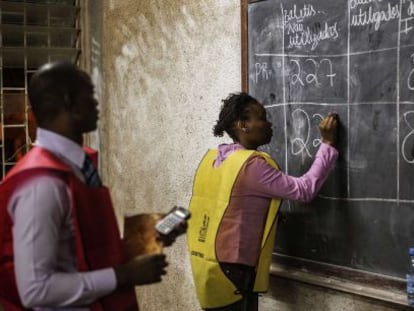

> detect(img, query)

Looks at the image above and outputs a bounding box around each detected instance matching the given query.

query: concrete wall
[99,1,407,310]
[101,1,239,310]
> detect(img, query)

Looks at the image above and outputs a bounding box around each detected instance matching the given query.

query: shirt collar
[214,142,245,168]
[34,128,85,169]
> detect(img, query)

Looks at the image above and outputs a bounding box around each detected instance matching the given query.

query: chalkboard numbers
[402,111,414,163]
[320,59,336,87]
[407,53,414,91]
[291,108,312,158]
[289,58,336,88]
[401,16,413,35]
[290,60,304,86]
[290,109,323,162]
[401,0,414,35]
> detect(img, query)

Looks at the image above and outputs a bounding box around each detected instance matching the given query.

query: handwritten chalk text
[350,0,383,10]
[351,2,400,31]
[288,22,339,50]
[284,4,317,24]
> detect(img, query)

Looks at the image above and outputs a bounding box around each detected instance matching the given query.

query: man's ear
[64,93,82,122]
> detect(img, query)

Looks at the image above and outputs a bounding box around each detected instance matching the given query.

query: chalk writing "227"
[290,58,336,87]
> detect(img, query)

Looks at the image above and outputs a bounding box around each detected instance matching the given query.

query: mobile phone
[155,206,191,235]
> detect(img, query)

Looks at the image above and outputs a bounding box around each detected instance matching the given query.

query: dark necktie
[81,154,102,187]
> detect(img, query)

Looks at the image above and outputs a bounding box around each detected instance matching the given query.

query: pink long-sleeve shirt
[215,142,338,266]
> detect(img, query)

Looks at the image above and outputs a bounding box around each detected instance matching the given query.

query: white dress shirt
[8,128,117,310]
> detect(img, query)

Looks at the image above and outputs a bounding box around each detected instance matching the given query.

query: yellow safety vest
[188,149,282,309]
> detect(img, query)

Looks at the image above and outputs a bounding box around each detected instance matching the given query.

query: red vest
[0,147,138,311]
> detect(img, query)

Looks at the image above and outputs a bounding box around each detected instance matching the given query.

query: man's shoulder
[1,155,75,199]
[3,147,72,183]
[13,173,69,195]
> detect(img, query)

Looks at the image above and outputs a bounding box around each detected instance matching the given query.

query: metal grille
[0,0,81,178]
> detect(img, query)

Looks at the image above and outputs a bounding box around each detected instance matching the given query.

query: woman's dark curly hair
[213,92,258,141]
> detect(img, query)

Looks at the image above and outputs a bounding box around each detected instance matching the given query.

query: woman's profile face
[238,102,273,149]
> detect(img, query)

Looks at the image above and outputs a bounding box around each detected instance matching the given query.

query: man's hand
[114,253,168,288]
[156,221,188,247]
[123,213,163,258]
[319,113,338,147]
[156,207,189,247]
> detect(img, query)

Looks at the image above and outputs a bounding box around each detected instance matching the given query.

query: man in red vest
[0,62,171,311]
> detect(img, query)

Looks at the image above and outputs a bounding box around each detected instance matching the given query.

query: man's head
[28,62,99,144]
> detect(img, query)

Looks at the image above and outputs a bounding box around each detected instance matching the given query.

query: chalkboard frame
[240,0,407,305]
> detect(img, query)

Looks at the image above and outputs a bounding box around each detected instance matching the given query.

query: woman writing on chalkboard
[187,92,338,311]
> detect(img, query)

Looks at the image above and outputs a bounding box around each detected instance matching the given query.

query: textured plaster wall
[101,1,239,310]
[99,1,407,311]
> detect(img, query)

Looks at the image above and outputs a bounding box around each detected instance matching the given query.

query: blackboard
[245,0,414,281]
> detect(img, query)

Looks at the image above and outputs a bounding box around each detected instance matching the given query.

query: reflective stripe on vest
[188,149,281,309]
